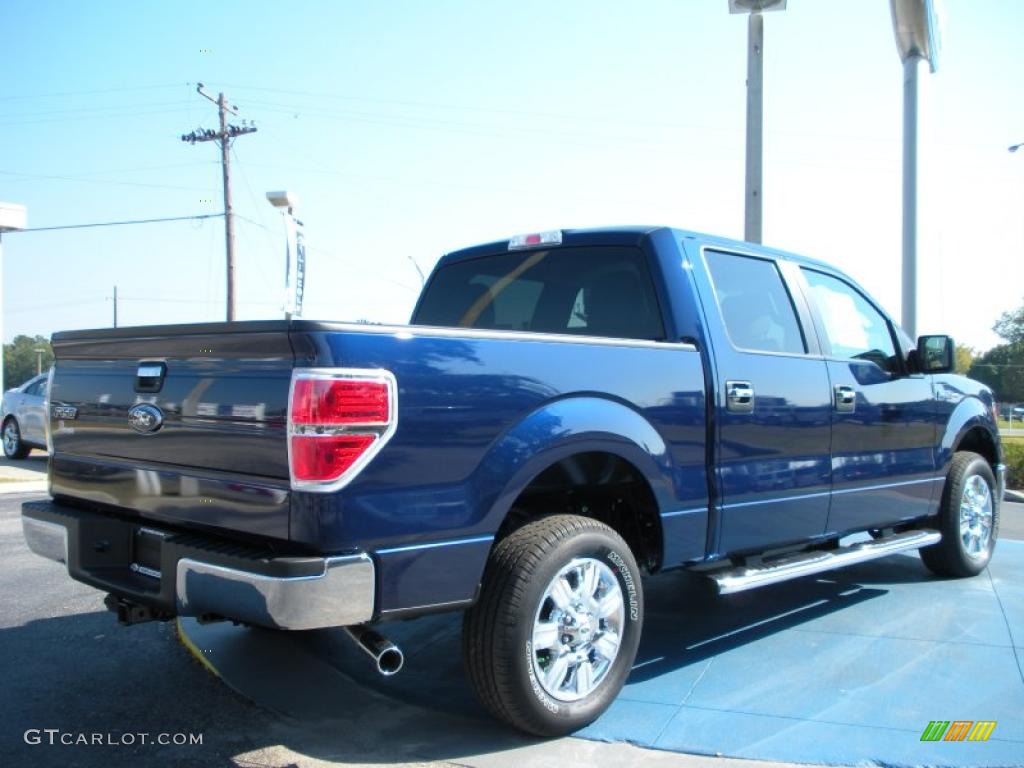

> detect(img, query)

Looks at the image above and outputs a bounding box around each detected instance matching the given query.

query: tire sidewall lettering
[523,541,640,713]
[605,549,640,622]
[524,640,561,713]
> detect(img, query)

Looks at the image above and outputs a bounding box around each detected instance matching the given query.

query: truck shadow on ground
[288,556,910,721]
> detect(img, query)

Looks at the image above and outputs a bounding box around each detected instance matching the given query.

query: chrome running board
[709,530,942,595]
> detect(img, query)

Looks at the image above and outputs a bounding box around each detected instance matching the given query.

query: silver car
[2,373,48,459]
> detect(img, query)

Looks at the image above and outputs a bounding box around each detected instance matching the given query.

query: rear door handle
[834,385,856,413]
[726,381,755,413]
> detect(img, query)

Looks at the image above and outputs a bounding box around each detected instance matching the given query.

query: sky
[2,0,1022,352]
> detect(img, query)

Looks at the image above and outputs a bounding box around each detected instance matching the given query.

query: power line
[0,170,216,193]
[0,107,195,128]
[0,83,186,102]
[230,146,283,276]
[0,99,190,120]
[1,161,215,178]
[10,214,223,233]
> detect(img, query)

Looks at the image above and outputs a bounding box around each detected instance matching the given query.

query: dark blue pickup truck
[22,226,1004,735]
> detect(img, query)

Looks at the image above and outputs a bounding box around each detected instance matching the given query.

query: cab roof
[438,225,837,273]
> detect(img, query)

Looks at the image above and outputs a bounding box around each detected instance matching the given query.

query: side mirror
[916,335,954,374]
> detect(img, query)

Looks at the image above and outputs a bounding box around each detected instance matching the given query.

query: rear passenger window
[705,251,806,355]
[412,246,665,340]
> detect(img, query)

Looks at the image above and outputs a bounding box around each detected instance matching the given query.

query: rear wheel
[2,418,29,460]
[920,451,998,577]
[463,515,643,736]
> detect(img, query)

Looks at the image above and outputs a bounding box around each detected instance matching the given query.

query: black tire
[463,515,643,737]
[920,451,998,577]
[2,418,29,460]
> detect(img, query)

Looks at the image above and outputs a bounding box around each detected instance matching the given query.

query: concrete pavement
[0,450,47,493]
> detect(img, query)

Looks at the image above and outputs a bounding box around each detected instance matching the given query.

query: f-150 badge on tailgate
[128,404,164,434]
[51,406,78,420]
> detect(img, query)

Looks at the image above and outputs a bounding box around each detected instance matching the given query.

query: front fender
[938,395,1000,472]
[471,396,678,534]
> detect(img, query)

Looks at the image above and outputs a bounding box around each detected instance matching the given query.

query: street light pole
[901,53,921,339]
[729,0,787,245]
[745,12,765,244]
[890,0,941,339]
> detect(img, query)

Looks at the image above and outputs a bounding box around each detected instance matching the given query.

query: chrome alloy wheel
[959,473,993,559]
[531,557,625,702]
[3,421,18,455]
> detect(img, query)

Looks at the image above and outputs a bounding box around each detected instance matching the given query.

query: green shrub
[1004,439,1024,490]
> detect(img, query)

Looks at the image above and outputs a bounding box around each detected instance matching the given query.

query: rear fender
[473,395,676,533]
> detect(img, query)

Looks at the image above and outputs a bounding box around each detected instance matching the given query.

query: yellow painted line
[175,617,220,678]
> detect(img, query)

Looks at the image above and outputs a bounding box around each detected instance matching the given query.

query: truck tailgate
[48,322,295,541]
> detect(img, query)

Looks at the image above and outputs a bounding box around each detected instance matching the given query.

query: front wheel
[463,515,643,737]
[920,451,998,577]
[3,418,29,460]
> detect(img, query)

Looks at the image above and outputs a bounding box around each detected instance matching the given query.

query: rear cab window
[704,250,807,355]
[412,246,665,341]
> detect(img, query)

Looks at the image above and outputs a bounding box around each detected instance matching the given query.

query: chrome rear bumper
[175,554,374,630]
[22,500,374,630]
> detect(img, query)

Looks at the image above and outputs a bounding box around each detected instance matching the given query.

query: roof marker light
[509,230,562,250]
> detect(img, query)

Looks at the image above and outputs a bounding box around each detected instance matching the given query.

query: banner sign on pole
[284,215,305,318]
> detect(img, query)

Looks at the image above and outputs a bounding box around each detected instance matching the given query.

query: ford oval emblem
[128,404,164,434]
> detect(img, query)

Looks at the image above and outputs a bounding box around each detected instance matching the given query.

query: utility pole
[181,84,257,322]
[113,285,118,328]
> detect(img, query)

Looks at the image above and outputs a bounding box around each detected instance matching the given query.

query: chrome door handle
[726,381,755,413]
[834,385,856,413]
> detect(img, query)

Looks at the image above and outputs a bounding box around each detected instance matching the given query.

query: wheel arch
[940,397,1001,473]
[473,397,678,573]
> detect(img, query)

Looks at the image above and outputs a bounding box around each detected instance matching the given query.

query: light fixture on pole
[266,191,305,321]
[0,202,27,395]
[890,0,941,338]
[1009,142,1024,153]
[729,0,787,245]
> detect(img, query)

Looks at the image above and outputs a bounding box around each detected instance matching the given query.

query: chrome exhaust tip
[343,626,404,676]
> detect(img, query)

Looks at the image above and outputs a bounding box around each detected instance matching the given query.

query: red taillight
[290,378,390,425]
[288,369,397,491]
[291,434,376,481]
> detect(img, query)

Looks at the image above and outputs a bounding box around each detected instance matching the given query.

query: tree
[954,344,975,375]
[3,335,53,390]
[968,299,1024,403]
[969,343,1024,403]
[993,302,1024,345]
